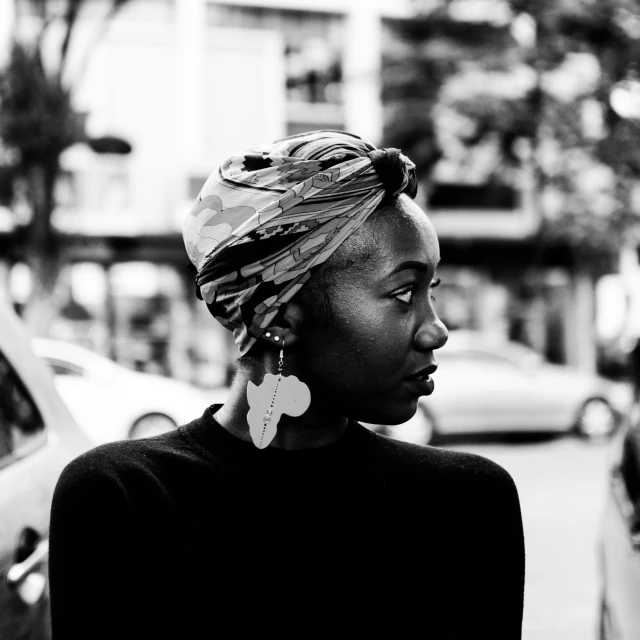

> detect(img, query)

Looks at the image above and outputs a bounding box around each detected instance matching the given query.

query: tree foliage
[382,6,521,176]
[383,0,640,271]
[0,0,132,333]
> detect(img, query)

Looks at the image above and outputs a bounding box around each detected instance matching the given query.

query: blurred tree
[0,0,132,335]
[382,5,521,177]
[383,0,640,273]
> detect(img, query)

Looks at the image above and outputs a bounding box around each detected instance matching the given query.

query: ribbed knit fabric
[49,404,525,639]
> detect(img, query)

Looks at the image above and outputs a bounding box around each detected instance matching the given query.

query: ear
[262,296,306,348]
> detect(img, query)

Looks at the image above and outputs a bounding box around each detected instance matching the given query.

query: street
[448,434,610,640]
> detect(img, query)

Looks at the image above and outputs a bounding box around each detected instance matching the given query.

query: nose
[415,316,448,352]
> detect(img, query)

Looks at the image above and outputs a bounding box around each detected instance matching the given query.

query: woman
[49,130,525,639]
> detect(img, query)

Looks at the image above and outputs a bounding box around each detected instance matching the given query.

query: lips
[404,375,435,395]
[405,363,437,396]
[408,363,437,379]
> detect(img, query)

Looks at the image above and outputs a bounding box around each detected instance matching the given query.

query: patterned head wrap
[183,130,417,356]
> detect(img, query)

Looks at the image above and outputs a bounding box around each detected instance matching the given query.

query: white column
[175,0,206,171]
[569,271,597,373]
[0,261,11,308]
[0,0,15,68]
[343,2,383,144]
[619,243,640,339]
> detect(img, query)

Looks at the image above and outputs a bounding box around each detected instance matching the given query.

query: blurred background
[4,0,640,638]
[5,0,640,385]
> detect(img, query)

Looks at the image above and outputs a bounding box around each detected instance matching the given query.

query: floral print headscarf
[183,130,417,356]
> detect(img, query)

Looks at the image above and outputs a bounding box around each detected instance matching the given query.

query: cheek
[313,299,408,380]
[330,293,383,350]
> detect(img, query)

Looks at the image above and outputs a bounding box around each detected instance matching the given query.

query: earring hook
[278,338,284,373]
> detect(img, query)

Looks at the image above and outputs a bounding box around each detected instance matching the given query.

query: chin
[351,397,419,426]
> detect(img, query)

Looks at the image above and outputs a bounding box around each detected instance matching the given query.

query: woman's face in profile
[296,195,448,426]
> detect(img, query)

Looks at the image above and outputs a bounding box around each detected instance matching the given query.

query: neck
[213,369,348,450]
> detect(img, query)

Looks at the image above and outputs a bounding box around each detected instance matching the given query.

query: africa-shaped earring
[246,338,311,449]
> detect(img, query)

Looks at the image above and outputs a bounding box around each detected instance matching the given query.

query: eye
[395,278,441,306]
[395,287,414,305]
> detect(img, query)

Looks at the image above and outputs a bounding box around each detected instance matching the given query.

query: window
[46,360,84,377]
[208,5,345,105]
[0,351,46,468]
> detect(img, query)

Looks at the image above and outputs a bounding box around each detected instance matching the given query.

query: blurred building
[0,0,416,386]
[0,0,604,380]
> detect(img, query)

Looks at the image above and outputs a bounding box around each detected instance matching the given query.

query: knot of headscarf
[367,148,416,199]
[183,130,417,356]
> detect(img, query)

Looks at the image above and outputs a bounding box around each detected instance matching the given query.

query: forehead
[366,196,439,272]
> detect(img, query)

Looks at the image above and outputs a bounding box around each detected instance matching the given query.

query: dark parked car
[598,402,640,639]
[0,303,91,640]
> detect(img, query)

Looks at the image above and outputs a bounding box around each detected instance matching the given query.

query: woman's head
[257,194,447,425]
[183,130,447,425]
[183,130,417,354]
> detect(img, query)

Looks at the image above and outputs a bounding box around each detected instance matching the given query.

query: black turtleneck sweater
[48,404,525,639]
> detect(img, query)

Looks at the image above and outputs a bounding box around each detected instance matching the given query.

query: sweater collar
[179,404,373,475]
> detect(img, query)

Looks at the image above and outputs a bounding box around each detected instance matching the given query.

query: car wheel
[129,413,177,439]
[385,407,437,446]
[576,398,617,442]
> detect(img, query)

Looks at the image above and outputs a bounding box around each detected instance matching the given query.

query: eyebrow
[388,258,440,276]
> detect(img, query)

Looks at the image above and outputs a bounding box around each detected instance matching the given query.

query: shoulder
[53,428,197,508]
[369,431,518,500]
[59,432,171,480]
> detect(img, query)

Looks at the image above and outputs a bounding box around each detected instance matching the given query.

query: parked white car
[32,338,222,444]
[0,304,92,640]
[365,331,633,446]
